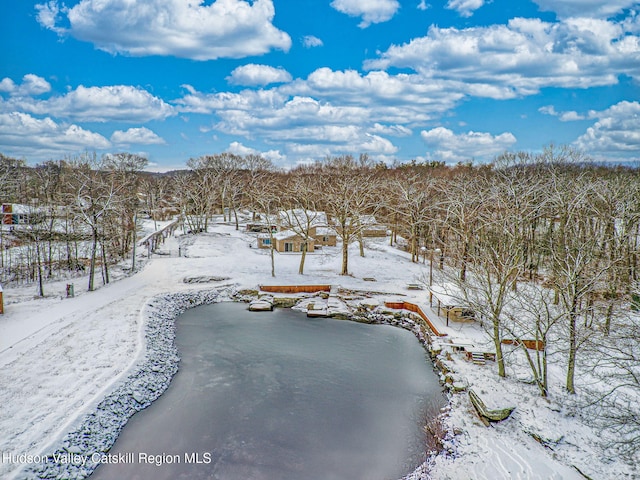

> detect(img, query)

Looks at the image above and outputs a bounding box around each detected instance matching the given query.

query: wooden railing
[384,301,446,337]
[139,218,182,252]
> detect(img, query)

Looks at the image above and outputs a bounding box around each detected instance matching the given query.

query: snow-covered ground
[0,217,636,479]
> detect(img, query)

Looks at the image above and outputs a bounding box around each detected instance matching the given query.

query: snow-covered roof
[273,229,302,240]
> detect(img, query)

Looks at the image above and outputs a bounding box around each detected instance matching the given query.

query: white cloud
[559,111,586,121]
[370,123,412,136]
[226,141,259,156]
[330,0,400,28]
[0,74,51,96]
[2,84,175,123]
[287,143,331,159]
[539,105,586,121]
[0,112,110,159]
[365,17,640,96]
[361,133,398,154]
[37,0,291,60]
[176,67,506,142]
[227,64,292,86]
[35,1,64,33]
[417,1,430,11]
[302,35,323,48]
[175,67,475,160]
[539,105,558,116]
[446,0,485,18]
[178,84,402,157]
[111,127,165,145]
[289,68,465,117]
[574,101,640,154]
[176,88,290,115]
[226,141,286,163]
[532,0,637,19]
[420,126,516,162]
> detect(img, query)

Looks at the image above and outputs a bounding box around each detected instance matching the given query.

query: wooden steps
[471,352,486,365]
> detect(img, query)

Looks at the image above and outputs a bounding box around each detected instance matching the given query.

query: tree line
[2,146,640,455]
[2,147,640,376]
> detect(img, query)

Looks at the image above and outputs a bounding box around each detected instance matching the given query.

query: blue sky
[1,0,639,170]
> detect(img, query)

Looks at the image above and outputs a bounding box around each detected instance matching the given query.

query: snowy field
[0,218,636,479]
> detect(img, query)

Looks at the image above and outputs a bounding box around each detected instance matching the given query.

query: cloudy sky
[1,0,639,170]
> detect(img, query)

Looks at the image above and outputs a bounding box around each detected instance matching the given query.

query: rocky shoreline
[21,288,231,480]
[20,288,447,480]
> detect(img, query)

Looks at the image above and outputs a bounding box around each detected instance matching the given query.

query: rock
[272,297,298,308]
[131,391,145,404]
[451,382,467,393]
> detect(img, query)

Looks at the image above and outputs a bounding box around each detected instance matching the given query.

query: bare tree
[505,284,564,397]
[177,163,217,233]
[385,170,438,263]
[246,171,283,277]
[440,172,485,281]
[69,154,121,292]
[103,153,148,273]
[442,162,536,378]
[189,153,246,225]
[320,156,380,275]
[585,303,640,461]
[543,162,618,394]
[281,172,324,275]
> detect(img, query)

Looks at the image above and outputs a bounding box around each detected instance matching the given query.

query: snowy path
[0,244,182,479]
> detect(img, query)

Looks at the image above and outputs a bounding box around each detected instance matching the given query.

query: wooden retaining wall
[259,285,332,294]
[384,301,446,337]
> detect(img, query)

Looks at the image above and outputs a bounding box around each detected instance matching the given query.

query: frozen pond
[91,302,444,480]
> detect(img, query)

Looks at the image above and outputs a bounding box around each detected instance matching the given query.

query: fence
[139,218,182,253]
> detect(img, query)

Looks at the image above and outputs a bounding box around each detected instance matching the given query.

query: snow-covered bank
[21,288,232,480]
[1,219,637,480]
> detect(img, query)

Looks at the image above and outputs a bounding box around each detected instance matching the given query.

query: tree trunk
[493,317,506,378]
[460,240,468,281]
[341,240,349,275]
[36,240,44,297]
[270,245,275,277]
[604,302,614,336]
[299,243,307,275]
[88,228,97,292]
[102,241,110,284]
[411,224,417,262]
[566,303,578,394]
